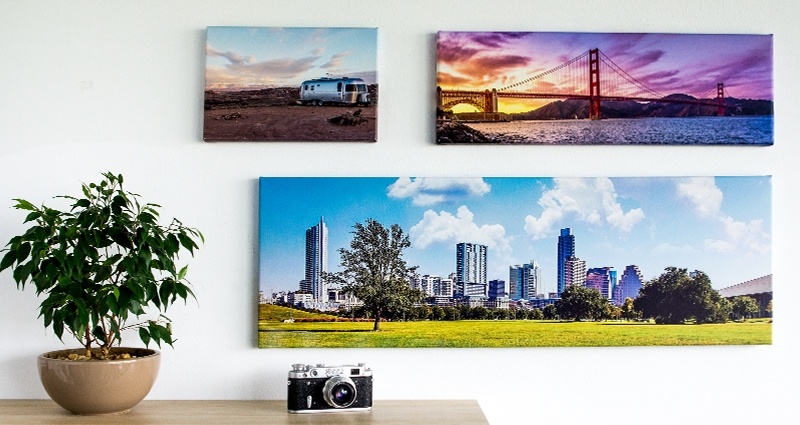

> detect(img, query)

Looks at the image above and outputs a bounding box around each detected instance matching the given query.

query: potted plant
[0,172,203,415]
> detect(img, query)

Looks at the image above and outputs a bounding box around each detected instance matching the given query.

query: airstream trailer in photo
[299,77,370,106]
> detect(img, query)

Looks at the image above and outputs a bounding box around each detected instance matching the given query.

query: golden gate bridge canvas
[435,32,773,145]
[258,176,771,348]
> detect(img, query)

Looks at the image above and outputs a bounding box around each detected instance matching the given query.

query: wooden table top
[0,399,489,424]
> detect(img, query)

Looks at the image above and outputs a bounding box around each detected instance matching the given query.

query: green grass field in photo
[258,305,771,348]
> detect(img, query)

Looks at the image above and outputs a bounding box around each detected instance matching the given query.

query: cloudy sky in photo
[258,176,771,295]
[437,32,773,113]
[206,26,377,90]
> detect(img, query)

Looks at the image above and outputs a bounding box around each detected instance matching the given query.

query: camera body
[287,363,373,413]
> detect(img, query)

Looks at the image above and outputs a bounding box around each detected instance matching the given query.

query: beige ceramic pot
[37,348,160,415]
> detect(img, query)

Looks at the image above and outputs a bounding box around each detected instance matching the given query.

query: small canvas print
[258,177,772,348]
[435,32,773,144]
[204,27,377,142]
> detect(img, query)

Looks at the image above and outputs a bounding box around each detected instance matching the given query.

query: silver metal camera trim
[288,363,372,379]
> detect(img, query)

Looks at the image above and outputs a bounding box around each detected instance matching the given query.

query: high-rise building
[455,243,488,297]
[564,256,586,288]
[609,269,618,300]
[557,228,576,296]
[300,217,328,301]
[488,279,508,299]
[509,261,541,300]
[617,265,645,303]
[440,274,455,297]
[586,267,614,299]
[410,274,440,297]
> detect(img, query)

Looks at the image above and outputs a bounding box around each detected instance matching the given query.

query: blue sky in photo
[258,176,771,295]
[206,26,377,90]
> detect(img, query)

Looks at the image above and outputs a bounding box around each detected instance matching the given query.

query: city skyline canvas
[435,32,773,144]
[258,177,771,348]
[204,26,378,142]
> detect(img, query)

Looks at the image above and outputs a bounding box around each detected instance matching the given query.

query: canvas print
[435,32,773,144]
[258,177,772,348]
[204,27,377,142]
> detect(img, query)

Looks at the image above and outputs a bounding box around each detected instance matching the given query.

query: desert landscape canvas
[435,32,773,144]
[204,27,377,142]
[258,176,771,348]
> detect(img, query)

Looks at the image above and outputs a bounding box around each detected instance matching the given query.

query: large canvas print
[258,177,772,348]
[435,32,773,144]
[204,27,377,142]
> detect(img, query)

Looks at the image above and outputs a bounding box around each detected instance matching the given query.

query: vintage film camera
[287,363,373,413]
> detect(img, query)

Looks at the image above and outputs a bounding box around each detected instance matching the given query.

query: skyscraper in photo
[586,267,614,299]
[300,217,328,301]
[488,279,508,299]
[617,265,645,303]
[564,256,586,288]
[557,228,576,296]
[509,261,541,300]
[456,242,488,297]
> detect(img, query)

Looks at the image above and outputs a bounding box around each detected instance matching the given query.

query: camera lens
[322,376,357,408]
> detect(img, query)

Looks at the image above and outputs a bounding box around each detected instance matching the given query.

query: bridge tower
[483,89,498,113]
[588,48,601,120]
[716,83,725,117]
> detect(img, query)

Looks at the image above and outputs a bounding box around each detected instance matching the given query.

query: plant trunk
[84,328,92,358]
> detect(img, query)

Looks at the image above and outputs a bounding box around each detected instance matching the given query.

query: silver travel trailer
[299,77,370,106]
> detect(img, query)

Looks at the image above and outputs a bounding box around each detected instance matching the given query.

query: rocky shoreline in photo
[436,120,500,144]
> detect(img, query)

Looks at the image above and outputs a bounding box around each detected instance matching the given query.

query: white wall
[0,1,796,423]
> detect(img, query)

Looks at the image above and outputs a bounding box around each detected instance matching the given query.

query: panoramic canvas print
[204,26,377,142]
[435,32,773,144]
[258,177,772,348]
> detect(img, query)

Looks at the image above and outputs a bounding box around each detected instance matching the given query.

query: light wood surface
[0,399,489,424]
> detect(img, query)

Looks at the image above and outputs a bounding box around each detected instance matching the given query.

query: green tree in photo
[325,219,423,331]
[620,297,639,321]
[634,267,728,324]
[712,297,733,323]
[543,304,558,320]
[731,296,760,320]
[556,285,606,321]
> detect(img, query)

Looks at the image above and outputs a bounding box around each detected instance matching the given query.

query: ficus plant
[0,172,203,359]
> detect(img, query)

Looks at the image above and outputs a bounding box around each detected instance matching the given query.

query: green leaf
[12,262,31,284]
[92,326,106,343]
[159,279,174,308]
[13,199,37,211]
[139,327,151,347]
[177,265,188,280]
[23,211,42,223]
[15,242,31,262]
[0,250,17,272]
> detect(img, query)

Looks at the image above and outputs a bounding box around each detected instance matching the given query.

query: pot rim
[39,347,160,361]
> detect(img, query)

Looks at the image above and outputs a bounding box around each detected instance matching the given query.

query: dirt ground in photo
[203,105,377,142]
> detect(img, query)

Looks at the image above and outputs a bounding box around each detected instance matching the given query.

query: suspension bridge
[437,48,727,120]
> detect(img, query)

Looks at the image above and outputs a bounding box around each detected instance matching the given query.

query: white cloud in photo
[387,177,491,206]
[410,205,509,250]
[676,177,723,218]
[675,178,770,256]
[206,43,252,65]
[410,205,515,278]
[205,42,321,87]
[524,177,645,240]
